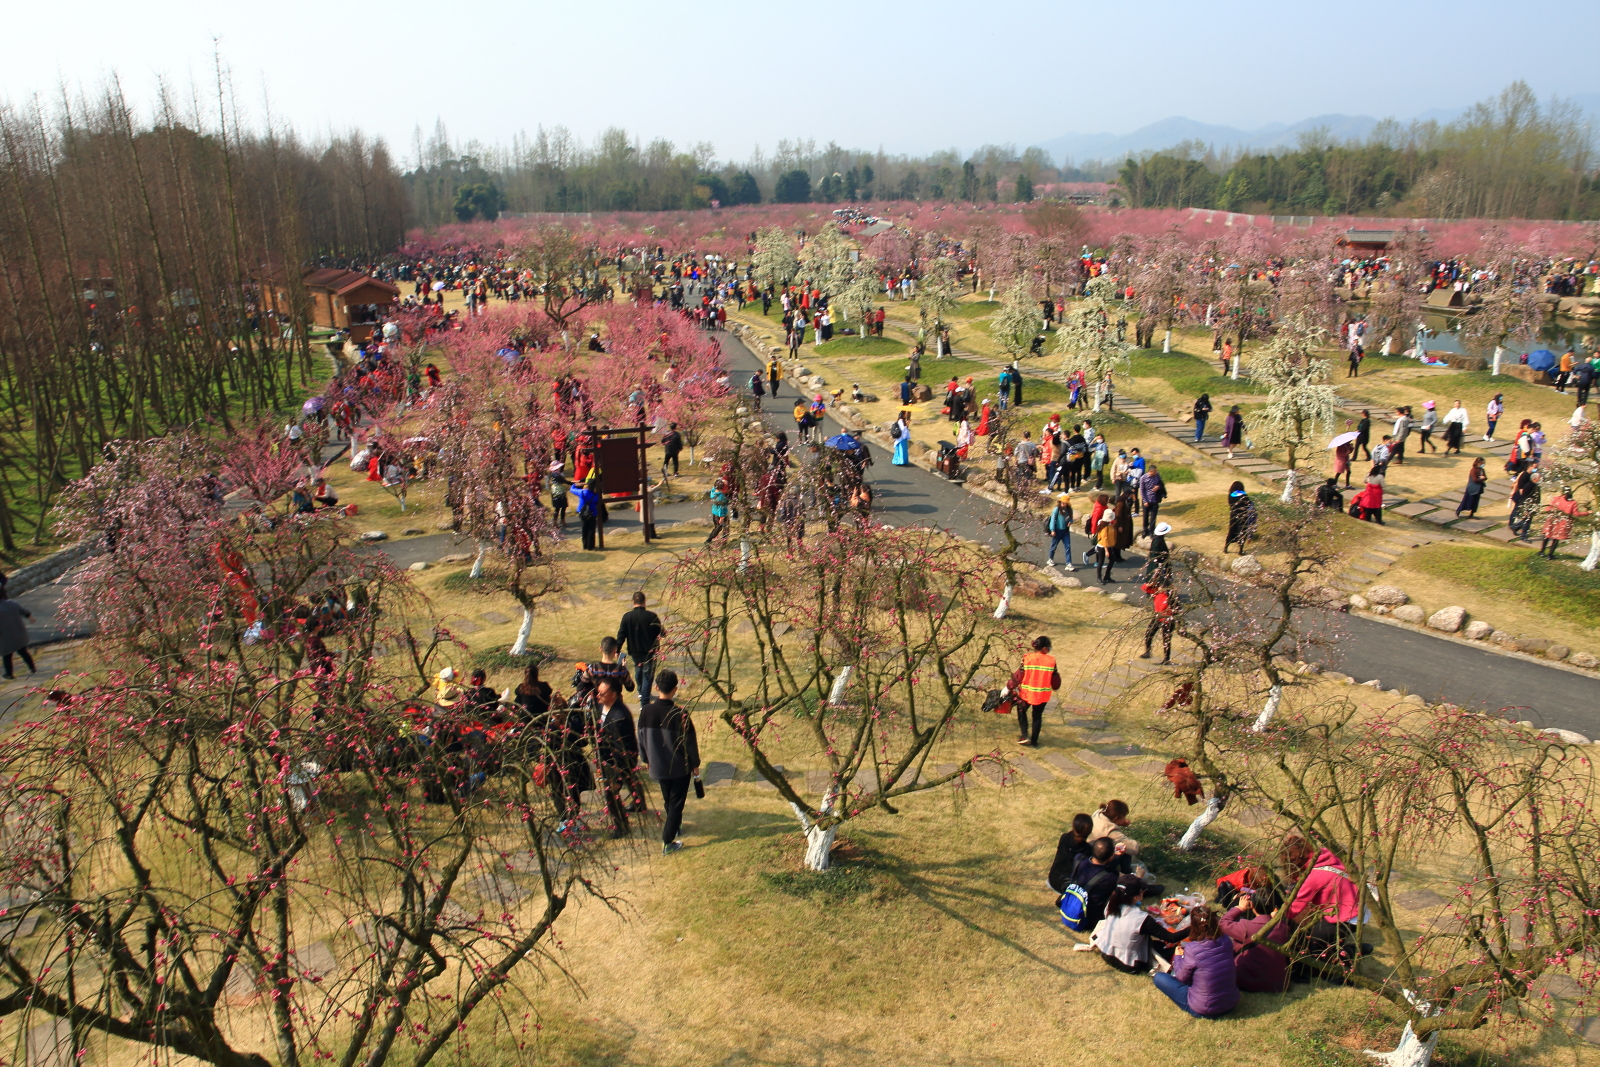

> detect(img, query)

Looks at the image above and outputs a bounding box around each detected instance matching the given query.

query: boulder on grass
[1491,630,1515,646]
[1392,604,1427,625]
[1517,637,1552,654]
[1348,594,1370,611]
[1462,620,1494,641]
[1367,585,1409,606]
[1230,555,1264,577]
[1426,606,1466,633]
[359,530,388,542]
[408,561,430,572]
[1541,727,1592,745]
[1015,577,1055,599]
[1569,651,1599,669]
[1546,644,1570,662]
[910,384,935,402]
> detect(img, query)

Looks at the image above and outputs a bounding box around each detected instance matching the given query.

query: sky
[4,0,1593,167]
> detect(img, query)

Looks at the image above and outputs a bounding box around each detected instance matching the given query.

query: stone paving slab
[1229,805,1277,828]
[805,769,834,794]
[973,760,1007,786]
[1041,751,1088,777]
[1391,502,1440,518]
[750,765,786,789]
[1393,888,1448,910]
[1482,526,1521,542]
[1128,759,1170,775]
[292,940,342,979]
[1011,754,1055,782]
[702,761,736,787]
[479,611,513,625]
[440,619,480,634]
[1419,511,1460,525]
[1073,750,1117,772]
[1452,519,1497,533]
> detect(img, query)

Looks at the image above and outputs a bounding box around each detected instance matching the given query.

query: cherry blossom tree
[915,256,963,355]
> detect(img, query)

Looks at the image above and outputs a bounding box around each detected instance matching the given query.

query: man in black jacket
[637,669,699,854]
[616,593,664,702]
[594,679,644,837]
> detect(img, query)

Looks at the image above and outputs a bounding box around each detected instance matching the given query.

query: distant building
[1337,229,1399,255]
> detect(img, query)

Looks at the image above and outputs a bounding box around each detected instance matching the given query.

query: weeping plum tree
[1545,419,1600,570]
[10,434,596,1067]
[1246,312,1340,500]
[668,518,1011,871]
[1110,498,1345,850]
[1230,702,1600,1067]
[1055,274,1131,407]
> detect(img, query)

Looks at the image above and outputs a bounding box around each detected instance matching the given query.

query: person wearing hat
[546,461,570,526]
[433,666,464,709]
[1417,400,1439,453]
[1045,493,1076,569]
[1143,522,1172,584]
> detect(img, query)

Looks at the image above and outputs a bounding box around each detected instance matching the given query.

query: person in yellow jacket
[1001,635,1061,747]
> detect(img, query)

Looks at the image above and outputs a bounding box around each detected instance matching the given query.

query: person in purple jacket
[1152,906,1240,1018]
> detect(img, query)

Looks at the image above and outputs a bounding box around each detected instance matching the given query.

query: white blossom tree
[1248,313,1341,499]
[990,281,1045,361]
[916,256,962,356]
[751,226,799,295]
[1055,275,1132,406]
[1546,420,1600,569]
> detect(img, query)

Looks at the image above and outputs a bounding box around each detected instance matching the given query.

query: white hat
[438,667,456,682]
[1153,522,1172,536]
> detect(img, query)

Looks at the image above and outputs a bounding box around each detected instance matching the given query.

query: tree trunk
[1162,329,1171,353]
[1251,684,1283,732]
[827,666,853,705]
[791,800,838,871]
[1491,345,1503,376]
[469,543,488,579]
[1580,530,1599,572]
[993,583,1013,620]
[1178,795,1224,851]
[510,605,534,655]
[1363,1022,1438,1067]
[1279,469,1297,504]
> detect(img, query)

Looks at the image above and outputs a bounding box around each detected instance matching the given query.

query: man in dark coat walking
[637,669,699,854]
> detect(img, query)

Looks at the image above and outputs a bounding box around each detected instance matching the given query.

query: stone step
[1041,751,1089,777]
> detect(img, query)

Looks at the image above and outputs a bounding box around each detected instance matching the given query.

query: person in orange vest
[1139,579,1178,664]
[1002,635,1061,747]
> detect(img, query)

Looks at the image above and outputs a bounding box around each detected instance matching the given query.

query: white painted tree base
[1251,685,1283,732]
[1279,469,1297,504]
[509,606,534,656]
[993,584,1013,620]
[792,795,840,871]
[1363,1023,1438,1066]
[1580,531,1599,572]
[1178,795,1223,851]
[468,543,488,579]
[827,667,853,705]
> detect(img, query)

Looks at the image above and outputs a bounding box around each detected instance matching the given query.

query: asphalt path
[715,329,1600,730]
[12,332,1597,732]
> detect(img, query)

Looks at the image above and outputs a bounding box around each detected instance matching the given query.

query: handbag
[693,774,705,799]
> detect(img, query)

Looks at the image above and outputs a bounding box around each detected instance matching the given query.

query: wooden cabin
[299,268,399,341]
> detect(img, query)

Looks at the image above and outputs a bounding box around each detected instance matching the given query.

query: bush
[440,569,494,593]
[761,866,875,902]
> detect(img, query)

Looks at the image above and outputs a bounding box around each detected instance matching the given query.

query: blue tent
[825,434,863,451]
[1525,349,1557,372]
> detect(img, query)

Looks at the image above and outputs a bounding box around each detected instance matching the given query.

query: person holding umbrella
[1328,428,1358,488]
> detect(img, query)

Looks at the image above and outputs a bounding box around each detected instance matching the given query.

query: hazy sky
[4,0,1592,165]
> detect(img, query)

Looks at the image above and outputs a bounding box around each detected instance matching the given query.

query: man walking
[617,591,665,703]
[593,679,644,837]
[1045,493,1075,570]
[660,423,683,476]
[637,669,699,855]
[1139,463,1167,538]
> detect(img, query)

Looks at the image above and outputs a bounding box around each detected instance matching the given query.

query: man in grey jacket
[637,670,699,854]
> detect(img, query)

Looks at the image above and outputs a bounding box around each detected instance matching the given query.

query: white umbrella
[1326,431,1359,449]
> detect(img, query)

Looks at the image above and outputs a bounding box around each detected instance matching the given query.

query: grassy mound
[1407,544,1600,628]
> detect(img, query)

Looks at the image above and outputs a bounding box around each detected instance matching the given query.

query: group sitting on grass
[1049,801,1364,1019]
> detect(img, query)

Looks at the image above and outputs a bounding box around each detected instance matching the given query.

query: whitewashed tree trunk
[1279,469,1297,503]
[1251,684,1283,732]
[1162,329,1172,353]
[791,795,839,871]
[738,537,752,574]
[1364,1022,1438,1067]
[827,666,853,705]
[1381,334,1392,357]
[510,605,534,655]
[1491,345,1503,376]
[1205,304,1214,326]
[993,583,1013,620]
[1230,354,1240,380]
[468,543,488,579]
[1178,795,1223,851]
[1580,530,1600,571]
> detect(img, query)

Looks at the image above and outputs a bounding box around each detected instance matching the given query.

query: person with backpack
[1045,493,1075,569]
[890,411,913,466]
[748,372,765,412]
[1060,837,1123,934]
[572,480,601,550]
[766,357,782,399]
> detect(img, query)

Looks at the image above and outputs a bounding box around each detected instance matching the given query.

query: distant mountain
[1038,114,1380,166]
[1039,92,1600,167]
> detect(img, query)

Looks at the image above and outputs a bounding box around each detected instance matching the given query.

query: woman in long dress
[892,412,912,466]
[1223,481,1257,554]
[975,400,992,437]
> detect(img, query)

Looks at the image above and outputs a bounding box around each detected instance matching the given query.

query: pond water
[1415,313,1599,358]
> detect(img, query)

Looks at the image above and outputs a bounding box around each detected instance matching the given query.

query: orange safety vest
[1018,652,1057,705]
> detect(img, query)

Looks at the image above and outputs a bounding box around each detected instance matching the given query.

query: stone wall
[6,539,98,598]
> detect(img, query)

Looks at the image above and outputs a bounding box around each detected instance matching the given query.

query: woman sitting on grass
[1152,906,1239,1019]
[1088,875,1187,973]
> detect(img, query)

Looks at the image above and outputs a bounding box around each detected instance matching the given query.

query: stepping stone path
[27,1019,72,1067]
[1011,754,1055,782]
[1041,751,1089,777]
[1229,805,1277,828]
[701,761,736,787]
[292,940,341,980]
[1393,888,1448,910]
[1074,751,1118,772]
[479,611,513,625]
[749,765,786,789]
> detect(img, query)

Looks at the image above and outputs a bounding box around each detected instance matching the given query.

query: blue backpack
[1059,869,1113,932]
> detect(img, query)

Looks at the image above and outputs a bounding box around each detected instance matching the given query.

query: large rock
[1348,594,1370,611]
[1059,576,1083,588]
[1569,651,1599,669]
[1426,606,1466,633]
[359,530,388,542]
[1392,604,1427,624]
[439,553,474,563]
[910,384,935,402]
[1546,644,1571,662]
[1230,555,1264,577]
[408,561,430,572]
[1517,637,1552,654]
[1366,585,1409,606]
[792,365,810,377]
[1015,577,1055,599]
[1462,620,1494,641]
[1541,727,1592,745]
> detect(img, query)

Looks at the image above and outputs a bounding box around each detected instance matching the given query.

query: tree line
[0,84,407,557]
[1118,82,1598,219]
